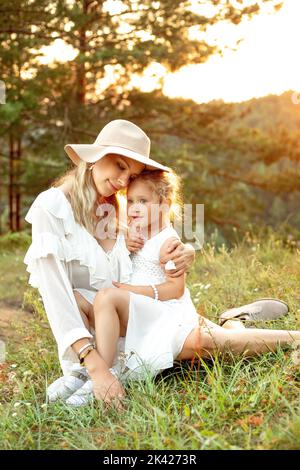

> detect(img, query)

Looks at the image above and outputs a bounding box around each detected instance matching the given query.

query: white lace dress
[24,187,132,374]
[120,226,200,380]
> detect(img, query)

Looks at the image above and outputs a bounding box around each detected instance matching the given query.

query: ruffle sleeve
[24,188,110,290]
[106,231,133,284]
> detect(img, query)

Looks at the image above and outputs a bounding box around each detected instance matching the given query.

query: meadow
[0,230,299,450]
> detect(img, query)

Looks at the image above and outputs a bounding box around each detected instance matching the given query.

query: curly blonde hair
[129,169,183,221]
[53,162,119,236]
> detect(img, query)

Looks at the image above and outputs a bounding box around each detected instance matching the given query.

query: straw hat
[64,119,170,172]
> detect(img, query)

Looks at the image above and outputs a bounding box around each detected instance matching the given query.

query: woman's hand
[160,241,195,278]
[84,349,125,409]
[91,368,125,409]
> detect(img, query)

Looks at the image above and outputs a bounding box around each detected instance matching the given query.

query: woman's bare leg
[177,317,300,360]
[73,290,94,331]
[221,319,246,330]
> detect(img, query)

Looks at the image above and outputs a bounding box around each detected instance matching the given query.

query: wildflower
[11,364,17,368]
[12,412,17,417]
[291,340,300,365]
[13,402,21,408]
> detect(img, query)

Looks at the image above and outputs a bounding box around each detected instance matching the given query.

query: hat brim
[64,144,170,172]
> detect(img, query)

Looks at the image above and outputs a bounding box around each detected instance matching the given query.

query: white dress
[24,187,132,374]
[120,226,200,380]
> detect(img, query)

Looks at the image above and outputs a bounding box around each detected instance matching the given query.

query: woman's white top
[24,187,132,374]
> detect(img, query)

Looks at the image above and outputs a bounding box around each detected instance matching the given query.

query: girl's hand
[112,281,139,294]
[125,220,146,253]
[112,281,132,291]
[125,233,145,253]
[160,241,195,278]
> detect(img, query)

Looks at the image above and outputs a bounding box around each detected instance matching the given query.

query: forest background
[1,0,299,246]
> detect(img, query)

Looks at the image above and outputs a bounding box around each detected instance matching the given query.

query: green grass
[0,231,300,450]
[0,231,30,304]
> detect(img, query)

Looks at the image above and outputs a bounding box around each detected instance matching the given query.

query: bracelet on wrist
[150,284,159,301]
[79,344,96,365]
[77,342,96,365]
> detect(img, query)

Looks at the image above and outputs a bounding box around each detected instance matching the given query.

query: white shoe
[47,365,89,402]
[219,298,289,325]
[65,379,94,407]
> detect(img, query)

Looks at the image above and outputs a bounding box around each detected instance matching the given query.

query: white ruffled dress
[24,187,132,374]
[121,226,199,380]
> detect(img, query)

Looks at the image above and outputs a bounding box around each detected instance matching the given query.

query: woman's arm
[125,226,195,274]
[36,254,94,363]
[159,240,195,278]
[112,237,185,300]
[25,206,94,371]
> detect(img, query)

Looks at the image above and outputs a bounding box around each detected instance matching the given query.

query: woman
[24,119,196,402]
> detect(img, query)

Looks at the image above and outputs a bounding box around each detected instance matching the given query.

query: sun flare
[37,0,300,104]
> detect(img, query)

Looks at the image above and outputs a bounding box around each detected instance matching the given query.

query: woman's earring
[89,164,95,171]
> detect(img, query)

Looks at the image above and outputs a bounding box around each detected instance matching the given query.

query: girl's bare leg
[93,289,130,368]
[73,289,130,405]
[78,288,131,405]
[177,317,300,360]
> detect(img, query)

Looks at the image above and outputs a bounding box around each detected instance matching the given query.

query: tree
[0,0,283,232]
[0,0,65,231]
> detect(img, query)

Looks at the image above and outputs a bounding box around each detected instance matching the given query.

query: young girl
[66,169,300,407]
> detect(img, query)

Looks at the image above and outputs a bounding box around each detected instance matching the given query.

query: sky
[38,0,300,104]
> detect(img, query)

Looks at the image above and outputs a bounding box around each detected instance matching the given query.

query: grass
[0,230,300,450]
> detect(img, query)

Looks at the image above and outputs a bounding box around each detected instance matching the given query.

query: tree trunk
[76,0,89,105]
[15,137,21,231]
[9,134,15,231]
[8,134,22,232]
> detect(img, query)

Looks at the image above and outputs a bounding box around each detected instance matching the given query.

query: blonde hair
[53,162,119,236]
[129,169,183,221]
